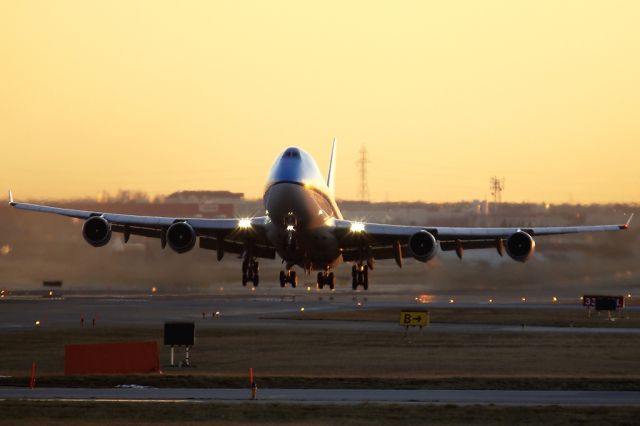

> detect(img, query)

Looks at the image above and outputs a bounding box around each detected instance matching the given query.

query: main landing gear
[242,258,259,287]
[316,271,335,290]
[279,269,298,288]
[352,263,369,290]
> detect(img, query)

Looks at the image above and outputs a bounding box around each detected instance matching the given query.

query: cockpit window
[282,148,301,159]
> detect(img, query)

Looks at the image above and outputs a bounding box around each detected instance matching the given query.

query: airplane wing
[335,214,632,263]
[9,192,275,259]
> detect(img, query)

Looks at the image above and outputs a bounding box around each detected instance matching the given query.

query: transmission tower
[490,176,505,203]
[356,146,370,201]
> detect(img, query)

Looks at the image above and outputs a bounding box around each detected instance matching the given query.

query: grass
[2,401,640,426]
[1,326,640,390]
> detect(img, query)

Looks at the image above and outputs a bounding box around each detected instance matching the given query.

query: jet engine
[82,216,112,247]
[408,230,438,262]
[506,231,536,262]
[167,222,197,253]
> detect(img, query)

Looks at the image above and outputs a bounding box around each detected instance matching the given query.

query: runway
[1,387,639,406]
[1,294,638,333]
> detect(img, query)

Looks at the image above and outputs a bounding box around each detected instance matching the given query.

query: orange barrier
[65,341,159,375]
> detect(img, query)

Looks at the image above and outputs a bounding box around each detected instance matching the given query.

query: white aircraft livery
[9,139,633,290]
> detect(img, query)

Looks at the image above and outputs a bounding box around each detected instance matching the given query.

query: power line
[490,176,505,204]
[356,146,370,201]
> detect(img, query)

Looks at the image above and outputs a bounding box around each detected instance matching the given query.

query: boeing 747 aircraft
[9,140,633,290]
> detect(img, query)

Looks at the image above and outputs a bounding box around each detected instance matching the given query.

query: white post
[170,346,175,366]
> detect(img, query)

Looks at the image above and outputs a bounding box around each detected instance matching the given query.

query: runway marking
[2,388,640,406]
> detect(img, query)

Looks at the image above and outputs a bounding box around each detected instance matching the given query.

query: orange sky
[1,1,639,203]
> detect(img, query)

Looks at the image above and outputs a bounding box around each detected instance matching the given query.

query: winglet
[326,137,337,194]
[8,190,15,206]
[622,213,634,230]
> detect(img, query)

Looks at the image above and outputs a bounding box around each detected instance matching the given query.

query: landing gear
[351,264,369,290]
[316,271,335,290]
[280,269,298,288]
[242,258,260,287]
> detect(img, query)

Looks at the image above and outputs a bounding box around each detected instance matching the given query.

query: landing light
[552,296,558,303]
[238,218,252,229]
[350,222,365,233]
[286,225,295,232]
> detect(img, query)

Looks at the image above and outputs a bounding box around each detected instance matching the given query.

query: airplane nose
[265,183,313,227]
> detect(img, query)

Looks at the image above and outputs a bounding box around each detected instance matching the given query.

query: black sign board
[164,322,195,346]
[595,297,618,311]
[43,281,63,287]
[583,295,624,311]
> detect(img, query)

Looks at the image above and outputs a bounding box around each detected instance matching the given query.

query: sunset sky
[1,1,639,203]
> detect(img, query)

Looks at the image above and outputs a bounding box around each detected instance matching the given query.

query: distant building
[165,190,244,204]
[165,190,245,218]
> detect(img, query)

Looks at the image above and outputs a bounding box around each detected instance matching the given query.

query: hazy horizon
[11,188,640,207]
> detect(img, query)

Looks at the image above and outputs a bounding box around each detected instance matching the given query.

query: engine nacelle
[506,231,536,262]
[82,216,112,247]
[167,222,197,254]
[408,230,438,262]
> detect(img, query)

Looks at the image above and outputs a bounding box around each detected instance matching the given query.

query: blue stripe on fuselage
[265,147,327,190]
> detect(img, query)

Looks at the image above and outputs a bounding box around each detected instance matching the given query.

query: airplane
[8,139,633,290]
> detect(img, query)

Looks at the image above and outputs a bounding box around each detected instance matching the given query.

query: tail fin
[327,137,337,194]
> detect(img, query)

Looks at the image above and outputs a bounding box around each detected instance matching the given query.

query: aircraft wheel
[279,270,286,287]
[253,261,259,273]
[317,272,324,289]
[290,270,298,288]
[328,272,335,290]
[253,274,259,287]
[352,276,358,290]
[242,273,248,286]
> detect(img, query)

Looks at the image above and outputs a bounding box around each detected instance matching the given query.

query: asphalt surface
[1,387,639,406]
[0,293,638,334]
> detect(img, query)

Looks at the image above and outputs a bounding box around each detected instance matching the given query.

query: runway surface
[1,294,638,333]
[1,387,639,406]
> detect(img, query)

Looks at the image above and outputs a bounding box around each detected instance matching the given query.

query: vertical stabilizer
[327,138,337,194]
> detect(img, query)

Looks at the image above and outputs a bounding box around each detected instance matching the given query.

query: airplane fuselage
[263,147,343,270]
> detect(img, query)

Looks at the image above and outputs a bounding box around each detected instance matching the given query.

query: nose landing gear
[279,269,298,288]
[242,258,259,287]
[351,263,369,290]
[316,271,335,290]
